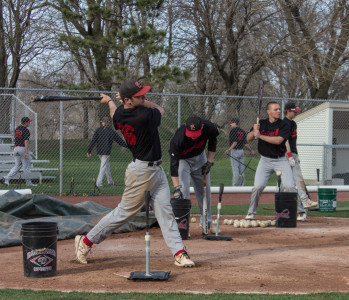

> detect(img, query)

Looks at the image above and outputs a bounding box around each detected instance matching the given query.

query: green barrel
[318,188,337,212]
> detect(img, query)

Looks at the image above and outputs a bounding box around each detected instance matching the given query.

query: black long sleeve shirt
[88,126,128,155]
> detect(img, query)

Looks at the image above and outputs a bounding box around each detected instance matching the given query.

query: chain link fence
[1,87,349,196]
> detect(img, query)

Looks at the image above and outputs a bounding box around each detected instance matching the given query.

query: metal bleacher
[0,142,58,184]
[0,95,58,184]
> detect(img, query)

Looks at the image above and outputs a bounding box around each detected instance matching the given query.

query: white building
[295,101,349,185]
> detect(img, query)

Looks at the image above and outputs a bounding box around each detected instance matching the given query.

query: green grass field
[0,289,348,299]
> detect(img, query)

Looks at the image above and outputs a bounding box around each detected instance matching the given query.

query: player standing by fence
[87,116,128,187]
[225,118,254,186]
[2,117,37,187]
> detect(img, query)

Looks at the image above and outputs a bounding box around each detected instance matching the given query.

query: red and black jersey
[229,127,247,149]
[251,118,290,158]
[283,117,298,154]
[113,105,162,161]
[14,125,30,147]
[169,119,219,176]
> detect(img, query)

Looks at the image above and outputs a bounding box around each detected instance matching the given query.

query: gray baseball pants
[248,155,297,215]
[230,149,245,186]
[5,147,33,185]
[96,155,113,186]
[87,159,184,256]
[178,152,212,226]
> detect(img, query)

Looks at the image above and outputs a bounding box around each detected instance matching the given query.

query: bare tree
[278,0,349,99]
[172,0,293,120]
[0,0,52,134]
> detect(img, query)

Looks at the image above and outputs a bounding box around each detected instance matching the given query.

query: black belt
[132,158,162,166]
[265,155,283,159]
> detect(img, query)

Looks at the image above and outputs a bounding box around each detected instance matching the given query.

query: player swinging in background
[75,79,195,268]
[283,102,317,221]
[245,102,296,220]
[225,118,254,186]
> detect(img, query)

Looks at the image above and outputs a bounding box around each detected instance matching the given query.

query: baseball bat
[240,153,255,176]
[31,95,102,102]
[256,80,264,124]
[215,183,224,236]
[225,153,256,172]
[316,168,320,186]
[277,172,282,193]
[145,190,151,276]
[202,173,208,236]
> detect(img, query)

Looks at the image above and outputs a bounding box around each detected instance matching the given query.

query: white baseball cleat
[175,251,195,267]
[297,213,307,221]
[209,224,220,234]
[302,198,318,209]
[245,213,255,220]
[75,235,91,264]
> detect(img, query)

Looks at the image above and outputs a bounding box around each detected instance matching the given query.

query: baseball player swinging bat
[31,95,102,102]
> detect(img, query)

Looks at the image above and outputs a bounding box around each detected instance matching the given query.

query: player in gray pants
[169,116,219,234]
[225,118,254,186]
[178,152,212,226]
[3,117,36,187]
[246,102,297,220]
[75,79,195,268]
[283,102,317,221]
[247,155,296,215]
[86,159,184,254]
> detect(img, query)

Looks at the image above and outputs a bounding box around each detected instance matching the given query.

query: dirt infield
[1,193,348,294]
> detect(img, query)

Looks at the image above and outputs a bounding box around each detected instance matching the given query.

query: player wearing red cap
[169,115,220,234]
[2,117,36,187]
[75,79,195,268]
[284,102,317,220]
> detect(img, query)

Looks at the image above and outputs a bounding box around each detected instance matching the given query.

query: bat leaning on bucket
[308,169,321,211]
[31,95,102,102]
[202,173,209,236]
[204,183,232,241]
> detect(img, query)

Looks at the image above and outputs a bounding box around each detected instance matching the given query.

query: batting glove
[202,161,213,175]
[287,153,295,167]
[173,186,183,200]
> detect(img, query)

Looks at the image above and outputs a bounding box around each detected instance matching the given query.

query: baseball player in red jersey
[283,102,317,220]
[75,79,195,267]
[225,118,254,186]
[169,115,219,234]
[245,102,296,220]
[2,117,37,187]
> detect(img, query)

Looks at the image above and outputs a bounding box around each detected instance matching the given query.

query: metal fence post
[59,100,63,196]
[177,95,181,128]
